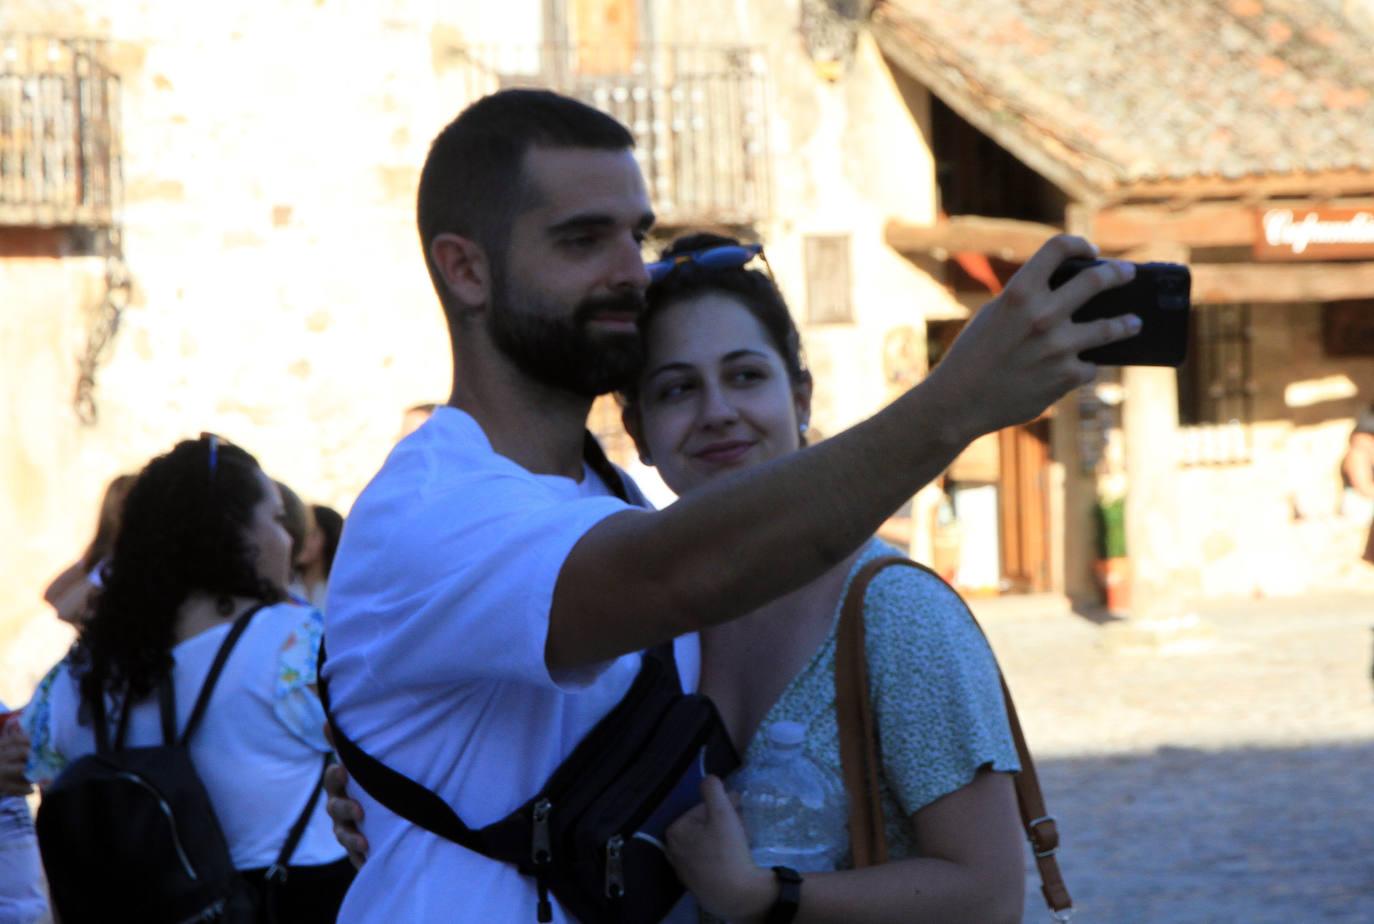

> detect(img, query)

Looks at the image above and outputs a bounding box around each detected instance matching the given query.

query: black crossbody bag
[320,643,736,923]
[318,435,738,922]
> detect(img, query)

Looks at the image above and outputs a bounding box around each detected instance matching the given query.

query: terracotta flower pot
[1093,556,1131,612]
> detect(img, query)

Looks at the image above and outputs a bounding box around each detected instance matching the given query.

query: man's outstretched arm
[549,236,1139,669]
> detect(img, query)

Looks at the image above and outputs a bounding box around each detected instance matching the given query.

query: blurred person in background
[0,706,46,924]
[276,480,313,604]
[1341,404,1374,566]
[42,473,137,625]
[397,402,439,442]
[295,504,344,610]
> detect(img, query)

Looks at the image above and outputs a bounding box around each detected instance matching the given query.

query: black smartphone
[1048,258,1191,366]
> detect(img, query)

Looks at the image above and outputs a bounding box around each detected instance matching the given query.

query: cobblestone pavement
[972,592,1374,923]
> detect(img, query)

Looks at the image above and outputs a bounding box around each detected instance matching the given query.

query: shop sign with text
[1255,207,1374,261]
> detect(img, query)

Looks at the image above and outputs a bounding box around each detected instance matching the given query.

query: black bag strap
[582,431,630,503]
[90,673,112,755]
[156,674,177,745]
[180,602,268,746]
[265,753,333,886]
[315,640,495,855]
[316,638,681,863]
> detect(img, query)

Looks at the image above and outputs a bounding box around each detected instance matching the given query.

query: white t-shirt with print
[26,603,343,870]
[324,407,699,923]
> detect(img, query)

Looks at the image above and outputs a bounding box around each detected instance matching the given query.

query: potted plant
[1094,495,1130,612]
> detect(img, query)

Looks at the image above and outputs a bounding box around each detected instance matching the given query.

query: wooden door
[997,418,1051,592]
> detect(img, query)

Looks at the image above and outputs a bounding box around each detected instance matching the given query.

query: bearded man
[321,89,1137,922]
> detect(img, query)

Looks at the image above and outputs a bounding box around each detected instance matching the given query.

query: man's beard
[487,271,646,398]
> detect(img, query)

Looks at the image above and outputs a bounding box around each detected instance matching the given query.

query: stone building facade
[8,0,1372,707]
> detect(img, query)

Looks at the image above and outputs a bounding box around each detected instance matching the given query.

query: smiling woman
[618,233,1028,924]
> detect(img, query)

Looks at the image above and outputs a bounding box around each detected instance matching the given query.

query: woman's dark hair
[624,232,810,409]
[311,504,344,578]
[80,473,137,574]
[74,436,284,706]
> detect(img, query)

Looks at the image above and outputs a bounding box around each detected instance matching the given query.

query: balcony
[0,35,120,228]
[446,44,770,230]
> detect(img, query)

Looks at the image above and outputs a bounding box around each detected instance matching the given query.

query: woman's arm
[667,769,1024,924]
[43,561,94,625]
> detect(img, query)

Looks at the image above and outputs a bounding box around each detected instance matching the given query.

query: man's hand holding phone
[923,235,1145,442]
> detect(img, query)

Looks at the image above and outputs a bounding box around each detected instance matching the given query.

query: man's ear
[794,373,814,436]
[430,233,492,310]
[621,404,653,466]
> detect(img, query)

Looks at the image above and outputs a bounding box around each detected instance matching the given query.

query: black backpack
[37,604,329,924]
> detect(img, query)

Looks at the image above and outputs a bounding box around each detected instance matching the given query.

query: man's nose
[609,234,650,292]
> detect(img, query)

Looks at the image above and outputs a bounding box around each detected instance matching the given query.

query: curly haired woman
[21,435,352,921]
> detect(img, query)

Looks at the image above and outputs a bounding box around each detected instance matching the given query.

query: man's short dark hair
[416,89,635,316]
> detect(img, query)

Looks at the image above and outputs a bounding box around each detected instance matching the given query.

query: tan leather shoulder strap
[835,556,894,868]
[832,555,1072,915]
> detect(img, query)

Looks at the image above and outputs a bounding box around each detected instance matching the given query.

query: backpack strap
[180,602,269,746]
[156,674,177,746]
[264,753,333,890]
[90,674,113,755]
[833,555,1073,918]
[89,672,170,752]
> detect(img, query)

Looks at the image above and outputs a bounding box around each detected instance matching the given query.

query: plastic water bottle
[731,720,847,872]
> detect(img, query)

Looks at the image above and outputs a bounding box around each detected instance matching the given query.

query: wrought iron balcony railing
[446,44,771,229]
[0,35,120,228]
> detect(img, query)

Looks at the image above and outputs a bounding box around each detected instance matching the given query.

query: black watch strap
[766,865,802,924]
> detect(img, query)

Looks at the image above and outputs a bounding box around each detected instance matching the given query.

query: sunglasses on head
[645,243,769,285]
[200,432,231,481]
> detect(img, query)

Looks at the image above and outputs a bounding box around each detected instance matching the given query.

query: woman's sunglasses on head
[645,243,770,285]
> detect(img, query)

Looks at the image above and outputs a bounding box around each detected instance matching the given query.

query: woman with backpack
[21,435,352,923]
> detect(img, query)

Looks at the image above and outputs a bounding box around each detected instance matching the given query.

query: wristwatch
[765,865,803,924]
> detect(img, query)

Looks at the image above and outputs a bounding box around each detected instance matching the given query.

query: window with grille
[1176,303,1253,464]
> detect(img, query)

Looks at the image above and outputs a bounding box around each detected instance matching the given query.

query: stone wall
[1169,302,1374,598]
[0,0,542,705]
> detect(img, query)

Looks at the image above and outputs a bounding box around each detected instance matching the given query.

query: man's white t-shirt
[324,407,698,922]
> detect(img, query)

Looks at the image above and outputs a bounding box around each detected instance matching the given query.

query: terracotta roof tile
[872,0,1374,192]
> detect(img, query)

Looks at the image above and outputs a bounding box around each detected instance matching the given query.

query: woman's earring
[799,422,809,435]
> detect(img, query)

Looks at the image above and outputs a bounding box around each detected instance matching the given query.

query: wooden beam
[1190,262,1374,304]
[1092,204,1255,250]
[0,204,113,229]
[1092,199,1374,252]
[885,217,1061,263]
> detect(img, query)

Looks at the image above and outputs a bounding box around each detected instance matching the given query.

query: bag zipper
[113,770,199,880]
[604,834,625,899]
[531,797,553,923]
[581,697,723,904]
